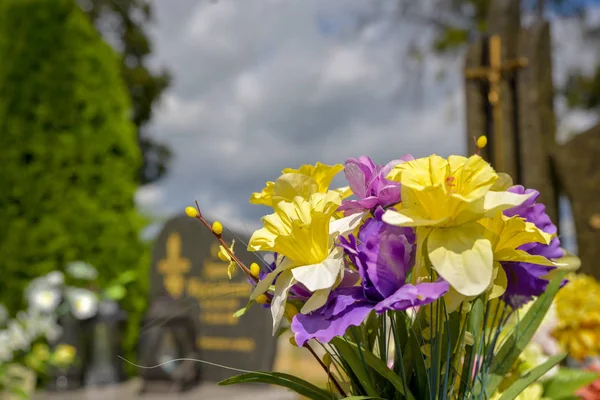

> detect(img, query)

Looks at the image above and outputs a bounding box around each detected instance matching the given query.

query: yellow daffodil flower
[382,155,534,297]
[249,162,351,207]
[443,213,555,309]
[248,191,362,333]
[553,273,600,360]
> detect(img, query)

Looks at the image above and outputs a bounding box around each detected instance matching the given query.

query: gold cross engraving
[157,232,191,299]
[465,35,528,172]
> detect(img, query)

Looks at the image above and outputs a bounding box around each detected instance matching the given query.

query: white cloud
[139,0,599,240]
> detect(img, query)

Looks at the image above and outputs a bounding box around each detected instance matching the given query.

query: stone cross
[157,232,191,299]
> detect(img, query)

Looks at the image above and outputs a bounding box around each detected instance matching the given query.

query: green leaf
[103,284,127,301]
[218,371,334,400]
[331,338,379,397]
[341,397,386,400]
[115,270,137,285]
[498,354,565,400]
[232,300,254,318]
[485,274,564,395]
[332,338,415,400]
[543,367,600,399]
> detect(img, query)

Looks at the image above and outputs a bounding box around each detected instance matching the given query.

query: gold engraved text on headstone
[197,336,256,352]
[157,233,191,299]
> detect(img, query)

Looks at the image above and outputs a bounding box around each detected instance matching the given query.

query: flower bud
[289,337,298,347]
[284,303,299,320]
[185,206,198,218]
[256,294,268,304]
[212,221,223,235]
[250,262,260,278]
[322,353,332,368]
[476,135,488,149]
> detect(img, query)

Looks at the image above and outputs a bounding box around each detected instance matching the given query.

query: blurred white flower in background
[66,288,98,320]
[0,330,13,363]
[65,261,98,281]
[45,271,65,286]
[5,320,30,353]
[28,287,62,314]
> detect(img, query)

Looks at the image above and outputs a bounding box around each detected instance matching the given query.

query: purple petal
[323,287,365,318]
[374,281,449,313]
[501,262,555,308]
[344,158,375,199]
[380,155,415,178]
[338,269,361,288]
[376,184,401,207]
[338,200,370,215]
[292,302,373,346]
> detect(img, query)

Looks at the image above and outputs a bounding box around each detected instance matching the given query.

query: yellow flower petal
[494,248,556,266]
[329,211,366,236]
[490,173,514,191]
[248,193,340,265]
[291,247,344,292]
[250,259,294,299]
[382,208,449,227]
[250,162,344,207]
[447,154,498,201]
[270,270,296,334]
[481,214,553,252]
[427,223,494,296]
[480,190,535,216]
[489,262,508,300]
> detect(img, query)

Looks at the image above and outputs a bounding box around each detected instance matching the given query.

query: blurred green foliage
[0,0,149,368]
[80,0,172,185]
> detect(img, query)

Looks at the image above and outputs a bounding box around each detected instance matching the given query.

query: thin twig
[304,342,346,397]
[194,201,257,282]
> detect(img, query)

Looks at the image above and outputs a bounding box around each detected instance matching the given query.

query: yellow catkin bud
[250,263,260,278]
[217,250,228,262]
[284,303,299,320]
[289,337,298,347]
[477,135,488,149]
[185,206,198,218]
[322,353,332,368]
[256,294,268,304]
[212,221,223,235]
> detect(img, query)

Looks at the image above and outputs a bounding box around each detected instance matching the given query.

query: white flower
[65,261,98,280]
[0,330,14,363]
[6,320,30,352]
[45,271,65,286]
[66,288,98,320]
[28,286,61,313]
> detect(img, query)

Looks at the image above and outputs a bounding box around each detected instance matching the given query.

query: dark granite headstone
[141,215,276,383]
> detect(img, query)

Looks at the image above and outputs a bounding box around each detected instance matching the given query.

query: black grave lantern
[46,313,85,391]
[138,297,200,393]
[82,300,128,386]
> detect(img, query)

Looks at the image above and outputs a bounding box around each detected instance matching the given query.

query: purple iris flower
[501,186,565,309]
[339,155,414,215]
[291,208,449,346]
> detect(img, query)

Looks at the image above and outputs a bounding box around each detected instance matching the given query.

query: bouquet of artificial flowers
[187,152,583,400]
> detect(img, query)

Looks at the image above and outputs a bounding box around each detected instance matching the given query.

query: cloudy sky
[135,0,599,247]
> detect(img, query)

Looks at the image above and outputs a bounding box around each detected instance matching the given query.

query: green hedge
[0,0,149,369]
